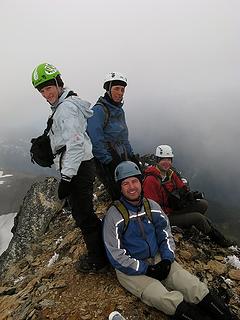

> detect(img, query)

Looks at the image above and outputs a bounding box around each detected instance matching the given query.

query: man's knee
[142,281,183,315]
[166,262,209,304]
[189,212,211,233]
[197,199,208,214]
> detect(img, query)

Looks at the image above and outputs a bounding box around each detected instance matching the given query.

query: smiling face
[110,85,125,103]
[40,85,60,105]
[121,176,142,202]
[157,158,173,173]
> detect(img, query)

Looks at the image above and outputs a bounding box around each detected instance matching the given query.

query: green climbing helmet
[32,63,60,88]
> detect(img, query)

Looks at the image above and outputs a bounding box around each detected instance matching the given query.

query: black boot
[174,301,211,320]
[74,254,109,273]
[75,226,109,273]
[208,227,233,248]
[198,293,236,320]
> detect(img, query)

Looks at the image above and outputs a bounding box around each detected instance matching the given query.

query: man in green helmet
[31,63,108,273]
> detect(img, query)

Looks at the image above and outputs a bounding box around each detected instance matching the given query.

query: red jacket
[143,166,187,215]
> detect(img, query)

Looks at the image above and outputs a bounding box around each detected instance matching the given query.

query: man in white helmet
[87,72,140,200]
[103,161,235,320]
[143,145,233,247]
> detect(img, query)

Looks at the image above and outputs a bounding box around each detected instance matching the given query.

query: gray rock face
[0,177,64,277]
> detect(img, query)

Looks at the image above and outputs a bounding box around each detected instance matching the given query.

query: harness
[112,198,152,233]
[97,98,130,162]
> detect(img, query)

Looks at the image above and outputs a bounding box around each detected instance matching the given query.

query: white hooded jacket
[50,89,93,178]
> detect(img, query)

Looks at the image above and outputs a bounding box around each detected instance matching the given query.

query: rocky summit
[0,177,239,320]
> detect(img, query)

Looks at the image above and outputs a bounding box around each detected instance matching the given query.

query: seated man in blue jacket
[103,161,235,320]
[87,72,139,200]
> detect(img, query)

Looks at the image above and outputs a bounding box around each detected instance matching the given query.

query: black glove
[185,191,196,203]
[104,160,117,177]
[58,178,72,200]
[193,191,204,199]
[146,259,172,281]
[130,154,141,171]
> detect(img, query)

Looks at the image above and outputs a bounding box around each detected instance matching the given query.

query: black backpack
[30,111,65,167]
[31,91,79,167]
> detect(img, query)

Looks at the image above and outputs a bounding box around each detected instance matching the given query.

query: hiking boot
[208,227,233,248]
[75,254,110,274]
[198,293,236,320]
[173,301,211,320]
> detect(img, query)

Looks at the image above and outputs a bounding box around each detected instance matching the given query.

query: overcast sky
[1,0,240,173]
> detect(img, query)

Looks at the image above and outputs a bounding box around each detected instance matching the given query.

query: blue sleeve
[121,112,134,156]
[151,205,175,262]
[87,105,112,164]
[103,208,148,275]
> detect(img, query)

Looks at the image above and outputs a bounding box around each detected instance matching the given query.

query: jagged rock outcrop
[0,177,64,277]
[0,177,239,320]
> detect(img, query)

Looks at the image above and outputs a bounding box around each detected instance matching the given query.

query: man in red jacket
[143,145,232,247]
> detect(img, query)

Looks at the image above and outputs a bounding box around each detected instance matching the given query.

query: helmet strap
[108,81,112,99]
[55,78,64,99]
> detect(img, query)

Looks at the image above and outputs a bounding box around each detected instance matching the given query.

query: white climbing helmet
[103,72,127,90]
[155,145,174,158]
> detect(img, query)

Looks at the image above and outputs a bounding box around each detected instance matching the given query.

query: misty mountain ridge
[0,132,239,241]
[0,169,44,215]
[1,131,239,204]
[0,133,55,176]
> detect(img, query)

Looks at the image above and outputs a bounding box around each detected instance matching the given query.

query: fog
[1,0,240,205]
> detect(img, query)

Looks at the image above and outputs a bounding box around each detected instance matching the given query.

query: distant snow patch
[229,245,239,252]
[224,278,234,286]
[0,170,13,178]
[55,236,63,245]
[14,276,25,285]
[0,212,17,255]
[224,255,240,269]
[47,252,59,267]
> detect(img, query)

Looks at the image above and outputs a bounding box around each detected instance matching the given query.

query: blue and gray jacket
[103,197,175,275]
[87,95,134,164]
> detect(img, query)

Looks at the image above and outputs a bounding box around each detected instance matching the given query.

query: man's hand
[104,160,117,177]
[185,191,196,203]
[193,191,204,199]
[58,177,72,200]
[146,259,172,281]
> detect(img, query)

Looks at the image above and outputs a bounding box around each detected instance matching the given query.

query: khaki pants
[116,261,209,316]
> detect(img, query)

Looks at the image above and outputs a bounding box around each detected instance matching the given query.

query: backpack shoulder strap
[170,167,182,179]
[113,198,153,233]
[112,200,130,233]
[96,98,110,129]
[44,92,78,136]
[43,108,58,135]
[143,197,152,222]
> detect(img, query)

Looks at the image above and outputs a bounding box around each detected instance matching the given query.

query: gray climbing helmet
[114,161,141,182]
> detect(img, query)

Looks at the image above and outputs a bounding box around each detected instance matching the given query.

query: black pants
[94,159,121,200]
[94,153,141,200]
[70,159,106,261]
[169,199,211,234]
